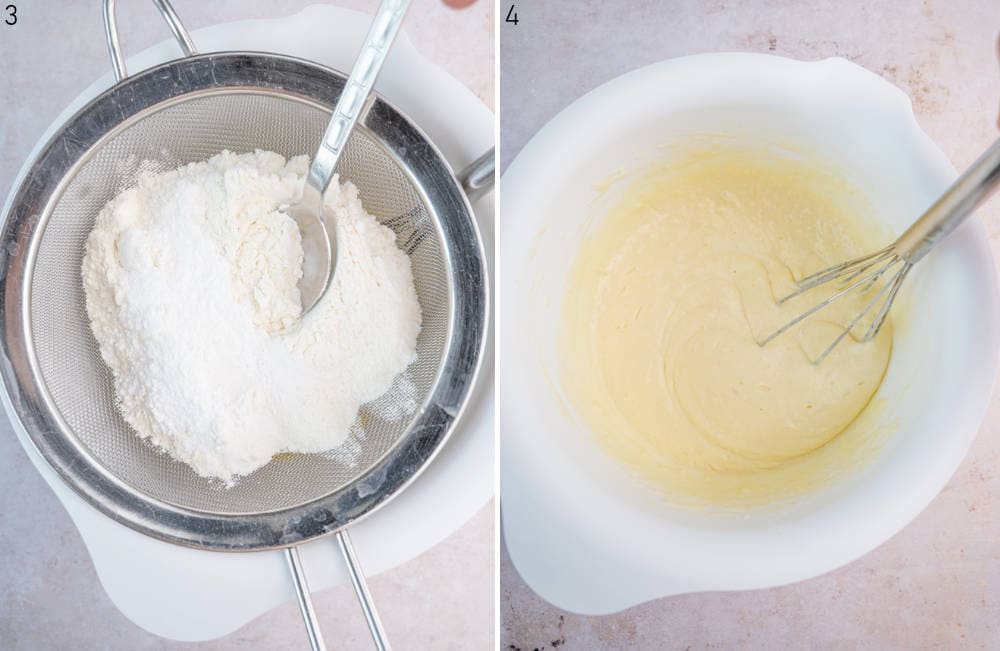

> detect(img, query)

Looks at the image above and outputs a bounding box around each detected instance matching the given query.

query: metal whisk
[761,137,1000,363]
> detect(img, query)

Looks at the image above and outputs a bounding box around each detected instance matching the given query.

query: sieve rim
[0,52,488,550]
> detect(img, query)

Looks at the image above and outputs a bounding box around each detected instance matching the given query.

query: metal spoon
[290,0,412,315]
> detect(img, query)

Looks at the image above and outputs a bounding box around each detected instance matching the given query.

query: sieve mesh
[29,92,449,515]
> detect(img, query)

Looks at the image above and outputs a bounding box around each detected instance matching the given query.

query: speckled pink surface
[0,1,493,649]
[500,1,1000,649]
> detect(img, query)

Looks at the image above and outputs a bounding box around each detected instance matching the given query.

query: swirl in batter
[560,146,895,505]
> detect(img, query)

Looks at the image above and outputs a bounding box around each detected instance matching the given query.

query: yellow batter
[560,145,895,506]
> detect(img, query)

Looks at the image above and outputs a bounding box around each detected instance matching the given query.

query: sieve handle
[305,0,412,199]
[337,530,392,651]
[284,532,391,651]
[285,547,328,651]
[458,148,496,203]
[102,0,198,83]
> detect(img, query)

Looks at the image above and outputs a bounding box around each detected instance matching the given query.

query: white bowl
[500,53,999,614]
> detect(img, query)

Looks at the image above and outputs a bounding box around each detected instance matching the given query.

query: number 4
[505,4,518,25]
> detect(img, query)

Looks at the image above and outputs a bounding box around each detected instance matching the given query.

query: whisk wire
[838,247,897,287]
[779,245,894,303]
[813,260,906,364]
[862,263,910,342]
[759,253,901,348]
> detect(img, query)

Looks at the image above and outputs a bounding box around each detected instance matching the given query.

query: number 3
[4,4,15,26]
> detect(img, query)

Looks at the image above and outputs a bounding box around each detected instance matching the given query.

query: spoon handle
[305,0,412,197]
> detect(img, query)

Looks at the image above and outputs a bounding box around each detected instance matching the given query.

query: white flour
[82,150,421,483]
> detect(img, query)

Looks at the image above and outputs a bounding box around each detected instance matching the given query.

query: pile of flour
[82,150,421,483]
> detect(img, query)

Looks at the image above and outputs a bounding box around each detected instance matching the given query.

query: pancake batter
[560,146,894,505]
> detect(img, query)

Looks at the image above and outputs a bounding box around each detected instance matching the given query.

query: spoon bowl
[288,183,335,314]
[292,0,410,316]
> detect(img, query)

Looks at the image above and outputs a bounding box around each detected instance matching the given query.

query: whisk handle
[895,137,1000,263]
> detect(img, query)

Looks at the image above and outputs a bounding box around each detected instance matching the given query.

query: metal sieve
[0,1,491,649]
